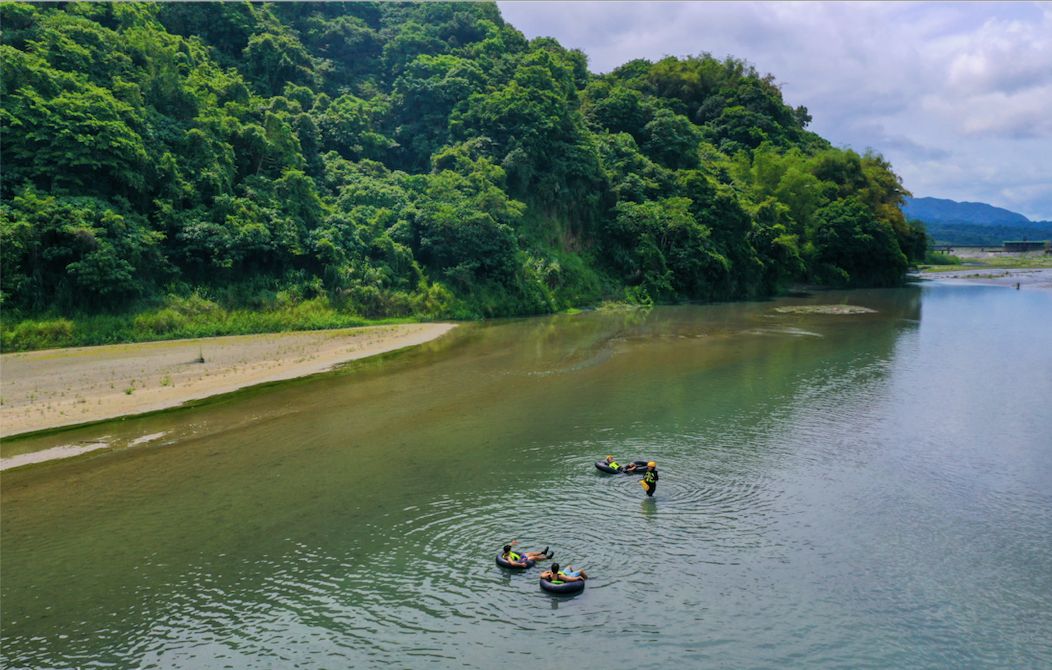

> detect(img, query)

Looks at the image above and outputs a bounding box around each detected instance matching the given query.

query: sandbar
[0,323,455,441]
[772,305,877,315]
[918,267,1052,290]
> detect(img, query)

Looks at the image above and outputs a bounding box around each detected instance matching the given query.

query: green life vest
[508,551,521,562]
[609,460,620,470]
[644,470,656,483]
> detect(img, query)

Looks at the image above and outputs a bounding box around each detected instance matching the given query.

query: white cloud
[943,15,1052,95]
[923,85,1052,139]
[497,1,1052,220]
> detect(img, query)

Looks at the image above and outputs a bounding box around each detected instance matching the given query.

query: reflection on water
[3,285,1051,668]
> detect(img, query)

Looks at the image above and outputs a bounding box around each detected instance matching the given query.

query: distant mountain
[902,196,1031,226]
[902,196,1052,245]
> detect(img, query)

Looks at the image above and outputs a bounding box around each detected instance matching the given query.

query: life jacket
[507,551,521,562]
[644,469,657,483]
[608,460,620,470]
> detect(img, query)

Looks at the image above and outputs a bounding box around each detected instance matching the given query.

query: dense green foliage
[0,293,402,352]
[922,222,1052,246]
[1,2,924,348]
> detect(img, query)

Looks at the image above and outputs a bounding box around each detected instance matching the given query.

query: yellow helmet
[647,461,656,467]
[606,455,613,460]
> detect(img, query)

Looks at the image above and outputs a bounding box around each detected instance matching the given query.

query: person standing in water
[641,461,658,497]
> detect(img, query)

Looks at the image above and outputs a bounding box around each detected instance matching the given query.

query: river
[2,281,1050,668]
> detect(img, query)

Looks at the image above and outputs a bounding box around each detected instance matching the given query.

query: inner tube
[540,577,585,595]
[595,460,650,474]
[496,553,535,570]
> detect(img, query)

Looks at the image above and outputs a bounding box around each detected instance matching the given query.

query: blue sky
[498,1,1052,220]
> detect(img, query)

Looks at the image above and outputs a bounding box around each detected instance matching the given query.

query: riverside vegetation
[1,2,928,351]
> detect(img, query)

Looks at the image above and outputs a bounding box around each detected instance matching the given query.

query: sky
[497,1,1052,221]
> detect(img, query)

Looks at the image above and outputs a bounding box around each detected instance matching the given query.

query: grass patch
[919,253,1052,272]
[916,264,979,274]
[1,295,418,353]
[970,255,1052,269]
[923,251,963,266]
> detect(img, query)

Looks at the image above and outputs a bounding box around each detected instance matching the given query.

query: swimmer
[540,562,587,583]
[501,541,551,568]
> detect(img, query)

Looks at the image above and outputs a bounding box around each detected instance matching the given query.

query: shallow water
[2,283,1051,668]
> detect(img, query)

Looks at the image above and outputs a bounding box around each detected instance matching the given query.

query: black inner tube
[496,553,535,569]
[540,577,585,594]
[595,459,650,474]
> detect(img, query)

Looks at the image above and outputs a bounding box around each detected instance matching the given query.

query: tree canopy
[1,2,924,324]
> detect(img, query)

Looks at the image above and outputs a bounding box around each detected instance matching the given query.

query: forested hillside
[1,2,925,346]
[922,222,1052,246]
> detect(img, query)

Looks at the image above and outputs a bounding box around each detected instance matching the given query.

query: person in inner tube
[502,540,552,567]
[603,455,623,472]
[541,562,587,582]
[641,461,659,496]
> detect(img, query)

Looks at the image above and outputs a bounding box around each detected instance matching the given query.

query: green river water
[2,281,1051,668]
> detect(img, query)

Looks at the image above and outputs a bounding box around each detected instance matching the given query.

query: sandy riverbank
[0,322,455,441]
[917,267,1052,290]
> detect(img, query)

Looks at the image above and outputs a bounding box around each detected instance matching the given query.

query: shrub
[133,309,188,336]
[924,251,962,265]
[1,318,75,351]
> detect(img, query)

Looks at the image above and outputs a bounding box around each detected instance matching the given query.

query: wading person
[640,461,659,497]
